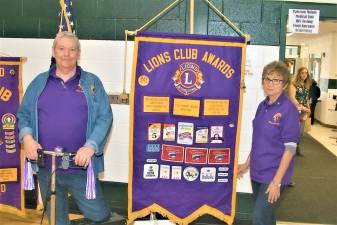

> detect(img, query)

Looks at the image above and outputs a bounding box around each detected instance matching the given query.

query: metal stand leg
[50,154,56,225]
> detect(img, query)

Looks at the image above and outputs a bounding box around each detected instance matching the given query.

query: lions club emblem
[172,62,204,96]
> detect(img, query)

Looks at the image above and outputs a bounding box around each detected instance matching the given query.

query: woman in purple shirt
[238,61,300,225]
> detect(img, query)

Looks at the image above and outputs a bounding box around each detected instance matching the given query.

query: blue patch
[146,144,161,153]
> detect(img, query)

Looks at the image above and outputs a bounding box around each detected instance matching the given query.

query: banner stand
[127,0,249,224]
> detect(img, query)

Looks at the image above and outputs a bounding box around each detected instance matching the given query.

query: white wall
[0,38,279,193]
[306,32,336,79]
[237,45,280,193]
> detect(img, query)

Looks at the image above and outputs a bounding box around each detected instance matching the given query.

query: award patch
[185,147,208,164]
[161,144,184,163]
[210,126,223,143]
[146,144,161,153]
[177,122,194,145]
[163,123,175,141]
[200,167,216,182]
[171,166,182,180]
[208,148,230,164]
[143,164,159,179]
[183,166,199,181]
[195,126,208,143]
[160,165,170,179]
[148,123,161,141]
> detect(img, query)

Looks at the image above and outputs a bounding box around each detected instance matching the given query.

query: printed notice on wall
[288,9,320,34]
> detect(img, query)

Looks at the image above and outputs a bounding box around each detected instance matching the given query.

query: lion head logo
[172,62,204,96]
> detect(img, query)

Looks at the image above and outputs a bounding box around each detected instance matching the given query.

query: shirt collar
[49,65,81,82]
[263,92,286,107]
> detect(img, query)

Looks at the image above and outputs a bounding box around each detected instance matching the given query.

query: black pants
[310,100,318,125]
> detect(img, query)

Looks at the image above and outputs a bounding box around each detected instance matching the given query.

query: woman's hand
[74,147,95,167]
[266,181,281,204]
[23,134,42,160]
[237,161,250,179]
[303,106,311,114]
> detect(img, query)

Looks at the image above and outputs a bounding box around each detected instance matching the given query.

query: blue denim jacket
[17,68,113,175]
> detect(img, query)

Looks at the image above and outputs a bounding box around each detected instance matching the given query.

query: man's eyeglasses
[263,77,283,85]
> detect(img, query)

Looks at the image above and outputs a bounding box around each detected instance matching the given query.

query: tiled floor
[307,122,337,156]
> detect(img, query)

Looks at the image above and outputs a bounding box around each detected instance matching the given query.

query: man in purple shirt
[17,32,123,225]
[238,61,300,225]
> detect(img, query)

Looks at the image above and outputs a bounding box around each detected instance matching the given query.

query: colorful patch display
[208,148,230,164]
[161,144,184,163]
[185,147,208,164]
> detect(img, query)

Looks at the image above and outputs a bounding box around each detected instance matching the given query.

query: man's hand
[23,135,42,160]
[74,147,95,167]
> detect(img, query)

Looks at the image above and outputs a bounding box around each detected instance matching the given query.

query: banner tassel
[23,159,35,190]
[86,160,96,199]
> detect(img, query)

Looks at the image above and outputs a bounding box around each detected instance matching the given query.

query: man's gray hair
[52,31,81,51]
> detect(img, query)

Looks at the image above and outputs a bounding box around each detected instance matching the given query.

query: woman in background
[289,67,311,156]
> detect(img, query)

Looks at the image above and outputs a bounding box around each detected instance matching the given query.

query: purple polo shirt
[37,66,88,172]
[250,92,300,185]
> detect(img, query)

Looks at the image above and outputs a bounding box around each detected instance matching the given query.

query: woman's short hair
[52,31,81,51]
[262,61,291,86]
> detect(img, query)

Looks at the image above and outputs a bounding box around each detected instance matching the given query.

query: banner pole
[189,0,195,34]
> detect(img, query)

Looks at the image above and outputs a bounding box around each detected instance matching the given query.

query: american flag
[58,0,75,33]
[51,0,75,67]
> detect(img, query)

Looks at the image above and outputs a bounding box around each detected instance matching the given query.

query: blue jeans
[38,168,111,225]
[251,180,283,225]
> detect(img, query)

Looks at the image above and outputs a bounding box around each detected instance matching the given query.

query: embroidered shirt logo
[269,112,282,125]
[172,62,204,96]
[75,83,84,92]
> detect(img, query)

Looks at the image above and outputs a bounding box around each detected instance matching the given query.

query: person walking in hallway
[309,79,321,125]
